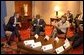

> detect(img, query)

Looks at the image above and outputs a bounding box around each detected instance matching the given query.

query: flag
[1,1,7,38]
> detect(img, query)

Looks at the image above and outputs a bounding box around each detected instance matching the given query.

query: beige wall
[5,1,83,25]
[67,1,80,17]
[80,1,83,13]
[5,1,15,25]
[42,1,81,24]
[32,1,44,19]
[33,1,82,24]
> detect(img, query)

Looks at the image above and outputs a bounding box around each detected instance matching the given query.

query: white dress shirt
[13,17,17,27]
[37,19,40,25]
[57,20,70,33]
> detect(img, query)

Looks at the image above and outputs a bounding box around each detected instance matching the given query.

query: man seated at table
[72,24,83,49]
[51,16,70,38]
[32,14,46,36]
[5,12,22,46]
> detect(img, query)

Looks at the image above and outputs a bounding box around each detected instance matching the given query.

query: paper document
[31,42,42,48]
[55,46,64,54]
[24,40,35,46]
[63,38,71,49]
[34,34,39,39]
[44,35,49,40]
[41,44,53,51]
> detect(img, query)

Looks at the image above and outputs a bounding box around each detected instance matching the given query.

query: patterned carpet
[1,37,83,54]
[1,37,18,54]
[1,26,83,54]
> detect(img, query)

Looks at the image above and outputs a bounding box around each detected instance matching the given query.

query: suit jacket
[6,16,20,31]
[32,18,46,27]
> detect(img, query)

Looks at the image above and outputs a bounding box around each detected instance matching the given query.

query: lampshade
[54,6,60,11]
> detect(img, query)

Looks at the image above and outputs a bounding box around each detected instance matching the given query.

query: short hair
[61,15,67,20]
[36,14,40,17]
[14,12,19,16]
[36,14,40,18]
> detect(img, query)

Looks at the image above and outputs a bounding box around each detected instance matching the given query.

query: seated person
[77,12,83,22]
[72,24,83,49]
[74,12,83,33]
[5,12,22,46]
[65,10,73,23]
[51,16,70,38]
[32,14,46,36]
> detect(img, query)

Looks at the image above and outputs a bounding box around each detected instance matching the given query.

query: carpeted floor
[1,37,83,54]
[1,26,83,54]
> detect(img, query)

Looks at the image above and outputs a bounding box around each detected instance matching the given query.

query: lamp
[54,6,60,17]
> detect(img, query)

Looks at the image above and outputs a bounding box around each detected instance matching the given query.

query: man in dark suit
[5,12,21,45]
[32,15,46,36]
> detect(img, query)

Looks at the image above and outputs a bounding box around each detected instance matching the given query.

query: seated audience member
[74,12,83,33]
[77,12,83,24]
[50,20,59,38]
[5,12,22,46]
[72,24,83,49]
[51,16,70,38]
[32,14,46,36]
[65,10,73,23]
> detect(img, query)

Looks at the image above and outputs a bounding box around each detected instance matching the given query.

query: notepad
[24,40,35,46]
[34,34,39,39]
[55,46,64,54]
[54,37,59,43]
[31,42,42,48]
[41,44,53,51]
[44,35,49,40]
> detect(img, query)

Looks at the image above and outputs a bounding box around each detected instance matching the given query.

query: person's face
[36,15,40,19]
[66,11,70,14]
[62,17,66,23]
[15,14,20,18]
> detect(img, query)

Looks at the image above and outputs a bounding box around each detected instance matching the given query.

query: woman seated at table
[50,16,70,38]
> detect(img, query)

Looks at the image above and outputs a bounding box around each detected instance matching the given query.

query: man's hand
[16,22,22,27]
[34,24,36,26]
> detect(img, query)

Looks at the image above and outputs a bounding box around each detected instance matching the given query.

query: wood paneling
[15,1,32,18]
[15,1,32,29]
